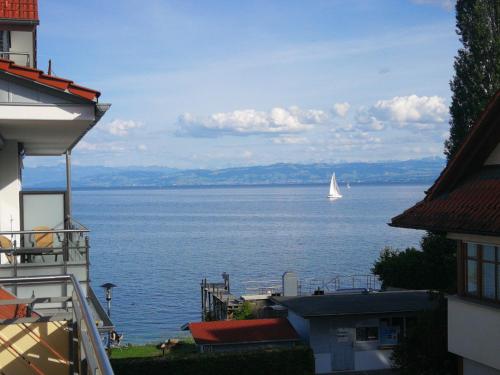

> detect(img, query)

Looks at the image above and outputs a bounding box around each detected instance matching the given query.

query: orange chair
[0,236,13,264]
[29,226,56,262]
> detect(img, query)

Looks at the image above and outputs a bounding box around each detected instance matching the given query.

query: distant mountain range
[22,157,446,189]
[23,158,445,189]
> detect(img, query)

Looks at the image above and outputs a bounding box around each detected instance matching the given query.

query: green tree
[445,0,500,160]
[233,301,255,320]
[372,232,456,293]
[392,294,458,375]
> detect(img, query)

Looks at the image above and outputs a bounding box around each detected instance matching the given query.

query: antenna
[48,59,52,75]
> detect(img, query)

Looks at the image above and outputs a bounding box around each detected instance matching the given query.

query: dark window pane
[356,327,379,341]
[497,264,500,300]
[482,263,495,299]
[483,245,496,262]
[467,243,478,258]
[467,260,478,294]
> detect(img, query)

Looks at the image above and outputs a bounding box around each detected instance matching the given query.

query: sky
[28,0,459,169]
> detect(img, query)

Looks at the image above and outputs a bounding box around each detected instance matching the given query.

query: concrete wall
[448,296,500,371]
[484,143,500,165]
[303,316,394,374]
[0,140,20,264]
[354,350,393,371]
[464,358,500,375]
[288,310,310,343]
[0,321,70,375]
[9,31,34,67]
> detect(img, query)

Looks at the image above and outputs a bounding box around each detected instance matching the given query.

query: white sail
[328,173,342,199]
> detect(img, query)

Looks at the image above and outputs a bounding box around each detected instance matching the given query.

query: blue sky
[29,0,459,169]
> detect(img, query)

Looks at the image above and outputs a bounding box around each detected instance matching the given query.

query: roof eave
[67,103,111,153]
[196,338,300,346]
[0,18,39,26]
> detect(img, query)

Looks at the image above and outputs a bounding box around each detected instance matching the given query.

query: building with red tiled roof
[0,0,38,23]
[188,318,300,352]
[391,90,500,375]
[0,0,39,67]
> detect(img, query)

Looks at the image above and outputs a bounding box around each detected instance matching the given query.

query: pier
[200,273,241,321]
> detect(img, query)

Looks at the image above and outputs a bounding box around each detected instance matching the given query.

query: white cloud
[411,0,454,11]
[103,119,143,136]
[76,141,98,151]
[273,136,309,144]
[370,95,448,126]
[137,144,148,151]
[333,102,350,117]
[177,107,327,137]
[74,141,125,153]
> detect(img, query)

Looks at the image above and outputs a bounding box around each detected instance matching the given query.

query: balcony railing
[0,51,31,66]
[0,274,114,375]
[0,221,90,280]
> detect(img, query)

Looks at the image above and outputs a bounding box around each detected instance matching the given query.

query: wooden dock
[201,274,241,321]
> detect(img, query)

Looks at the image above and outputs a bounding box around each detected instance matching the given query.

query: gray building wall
[288,314,395,374]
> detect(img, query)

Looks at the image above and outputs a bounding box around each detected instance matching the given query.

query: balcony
[0,274,114,375]
[0,221,90,289]
[0,51,31,66]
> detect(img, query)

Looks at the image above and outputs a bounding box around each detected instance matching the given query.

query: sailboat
[346,182,351,189]
[328,173,342,199]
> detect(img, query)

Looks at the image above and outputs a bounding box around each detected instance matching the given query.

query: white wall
[448,296,500,371]
[0,140,20,264]
[354,350,393,371]
[484,143,500,165]
[9,31,34,67]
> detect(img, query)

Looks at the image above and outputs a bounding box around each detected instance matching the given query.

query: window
[466,243,478,295]
[0,31,10,53]
[464,242,500,302]
[356,327,378,341]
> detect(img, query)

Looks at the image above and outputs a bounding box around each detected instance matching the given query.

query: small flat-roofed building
[391,90,500,375]
[188,318,300,353]
[272,290,438,374]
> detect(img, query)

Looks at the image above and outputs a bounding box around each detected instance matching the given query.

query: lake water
[73,184,426,343]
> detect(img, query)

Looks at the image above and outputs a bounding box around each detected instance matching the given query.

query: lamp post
[101,282,117,350]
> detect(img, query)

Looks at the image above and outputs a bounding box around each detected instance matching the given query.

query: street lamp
[101,282,117,351]
[100,282,117,317]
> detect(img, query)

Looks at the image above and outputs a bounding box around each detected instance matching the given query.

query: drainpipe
[65,150,72,228]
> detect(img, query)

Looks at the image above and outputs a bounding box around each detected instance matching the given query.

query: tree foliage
[392,294,458,375]
[372,232,456,293]
[445,0,500,160]
[233,301,256,320]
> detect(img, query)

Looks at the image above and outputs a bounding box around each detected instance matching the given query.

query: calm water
[73,184,426,343]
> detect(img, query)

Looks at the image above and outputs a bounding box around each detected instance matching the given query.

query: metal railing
[0,221,90,276]
[0,274,114,375]
[0,51,31,66]
[242,274,381,296]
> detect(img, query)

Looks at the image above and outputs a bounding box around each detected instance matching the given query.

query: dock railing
[0,274,114,375]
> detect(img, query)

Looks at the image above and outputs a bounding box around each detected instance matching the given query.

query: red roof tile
[0,287,28,319]
[391,167,500,235]
[0,0,38,22]
[188,318,299,345]
[391,90,500,236]
[0,58,100,101]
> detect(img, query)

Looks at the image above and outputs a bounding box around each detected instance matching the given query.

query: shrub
[111,346,314,375]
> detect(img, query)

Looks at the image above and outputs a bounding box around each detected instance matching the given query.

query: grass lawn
[111,340,197,359]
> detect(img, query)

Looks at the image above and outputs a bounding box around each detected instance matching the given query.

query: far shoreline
[23,181,434,191]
